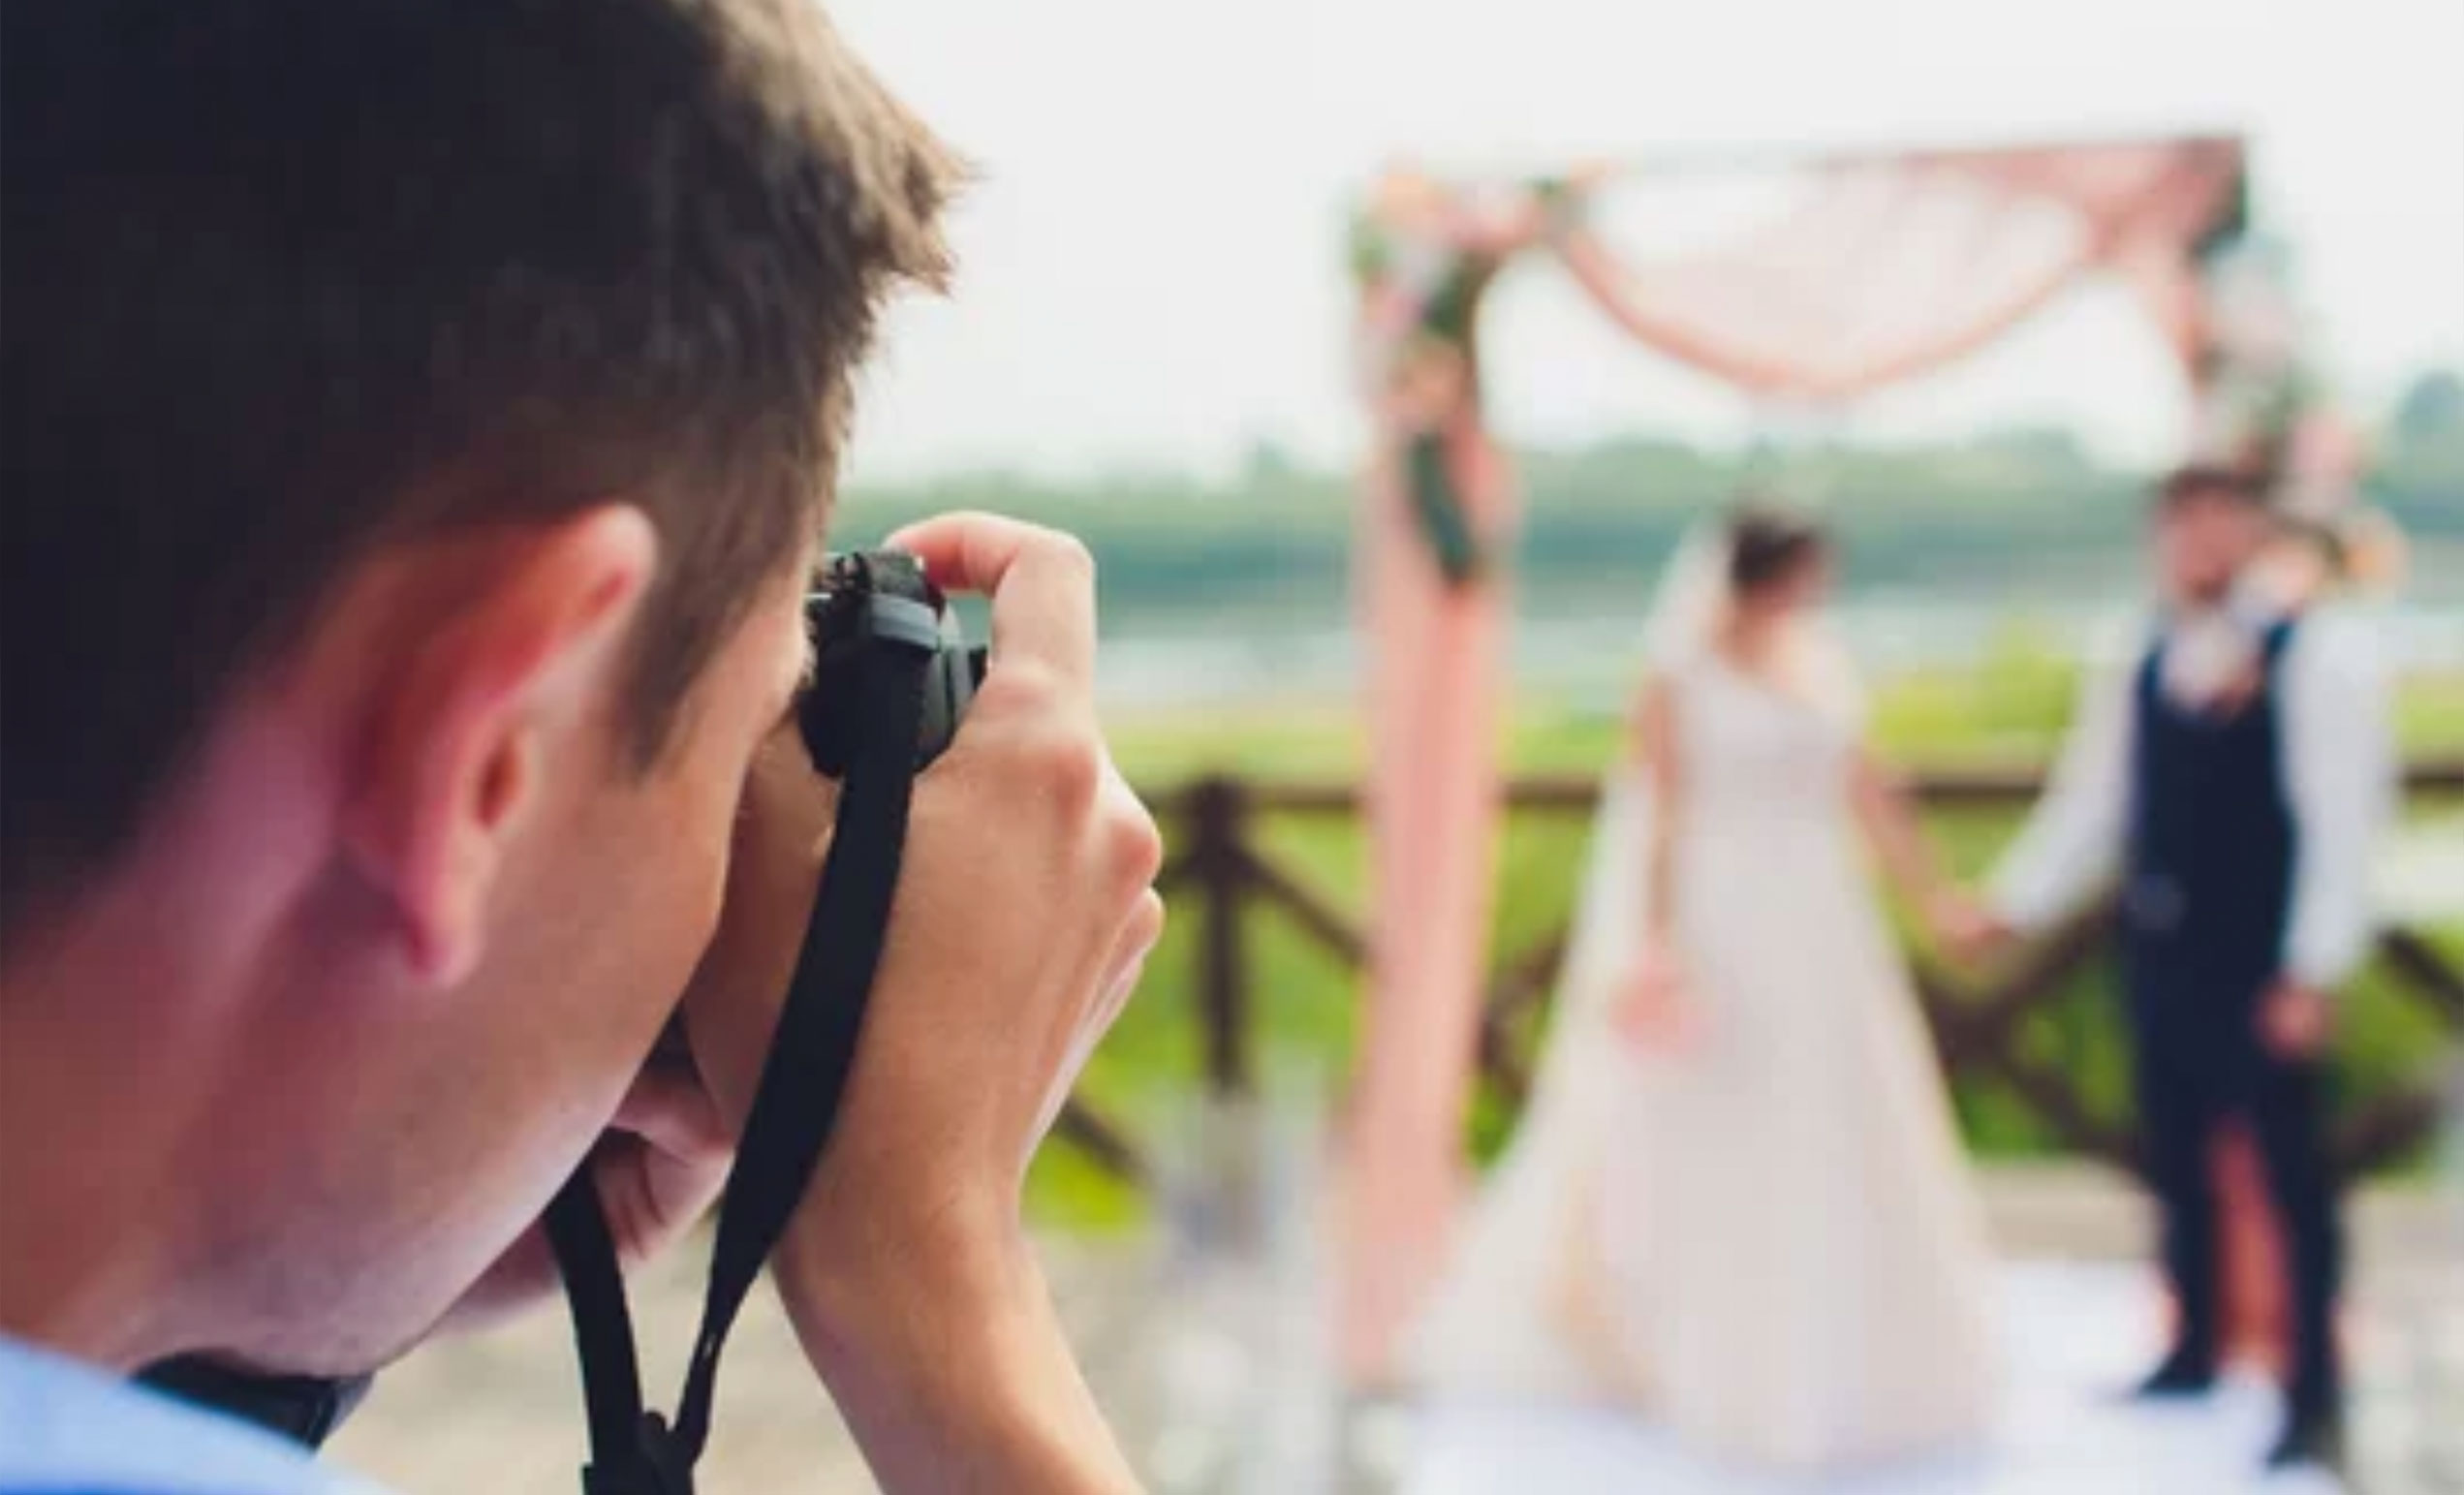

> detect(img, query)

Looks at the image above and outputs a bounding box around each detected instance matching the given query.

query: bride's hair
[1725,501,1829,596]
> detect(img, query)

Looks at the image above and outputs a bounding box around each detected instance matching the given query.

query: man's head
[0,0,954,1370]
[2151,465,2274,607]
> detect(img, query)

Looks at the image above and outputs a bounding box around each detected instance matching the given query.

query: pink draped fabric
[1551,140,2243,400]
[1342,140,2252,1385]
[1338,171,1545,1381]
[1342,416,1513,1380]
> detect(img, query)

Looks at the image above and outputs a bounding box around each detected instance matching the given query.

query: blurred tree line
[845,369,2464,635]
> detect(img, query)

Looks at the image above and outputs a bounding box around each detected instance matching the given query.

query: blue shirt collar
[0,1335,386,1494]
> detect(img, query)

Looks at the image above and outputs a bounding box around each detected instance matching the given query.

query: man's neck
[2174,582,2231,614]
[0,919,232,1367]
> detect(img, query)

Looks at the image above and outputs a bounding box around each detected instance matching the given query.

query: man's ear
[340,507,659,986]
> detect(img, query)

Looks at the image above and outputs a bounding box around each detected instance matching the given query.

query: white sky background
[827,0,2464,484]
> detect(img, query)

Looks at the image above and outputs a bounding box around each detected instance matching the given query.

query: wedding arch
[1337,133,2355,1376]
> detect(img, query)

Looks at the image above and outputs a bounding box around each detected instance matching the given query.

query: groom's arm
[2277,612,2398,994]
[1987,644,2136,935]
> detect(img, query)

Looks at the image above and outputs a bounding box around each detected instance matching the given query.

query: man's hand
[678,514,1159,1492]
[2259,979,2333,1060]
[1933,896,2018,971]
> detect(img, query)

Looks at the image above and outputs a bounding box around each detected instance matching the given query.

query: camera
[642,545,981,1056]
[799,549,985,776]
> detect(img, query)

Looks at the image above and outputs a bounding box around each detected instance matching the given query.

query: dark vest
[2122,617,2299,995]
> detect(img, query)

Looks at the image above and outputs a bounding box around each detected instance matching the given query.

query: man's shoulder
[2276,604,2390,694]
[0,1337,388,1495]
[2284,602,2380,654]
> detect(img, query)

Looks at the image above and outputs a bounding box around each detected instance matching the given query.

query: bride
[1411,504,1999,1472]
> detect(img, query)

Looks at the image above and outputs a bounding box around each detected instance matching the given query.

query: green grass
[1030,648,2464,1227]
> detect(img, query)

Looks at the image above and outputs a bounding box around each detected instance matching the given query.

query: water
[1097,598,2464,710]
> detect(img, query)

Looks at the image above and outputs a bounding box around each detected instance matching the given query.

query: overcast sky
[827,0,2464,483]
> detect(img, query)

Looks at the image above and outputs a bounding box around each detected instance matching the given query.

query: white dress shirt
[1989,601,2398,991]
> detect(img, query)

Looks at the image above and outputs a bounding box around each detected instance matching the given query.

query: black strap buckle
[578,1413,696,1495]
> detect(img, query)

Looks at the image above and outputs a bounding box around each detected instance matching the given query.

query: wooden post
[1190,775,1254,1098]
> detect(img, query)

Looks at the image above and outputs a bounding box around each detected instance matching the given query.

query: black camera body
[799,549,984,777]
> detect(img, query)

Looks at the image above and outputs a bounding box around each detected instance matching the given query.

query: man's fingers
[1099,890,1166,1018]
[889,510,1067,594]
[611,1061,733,1167]
[889,513,1097,694]
[1025,889,1164,1148]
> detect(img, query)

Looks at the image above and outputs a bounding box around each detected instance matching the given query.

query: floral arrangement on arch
[1348,169,1594,585]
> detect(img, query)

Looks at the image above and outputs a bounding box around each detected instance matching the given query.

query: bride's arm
[1620,676,1704,1048]
[1849,749,1961,922]
[1633,678,1682,950]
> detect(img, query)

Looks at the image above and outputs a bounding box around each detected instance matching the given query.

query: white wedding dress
[1410,653,1998,1473]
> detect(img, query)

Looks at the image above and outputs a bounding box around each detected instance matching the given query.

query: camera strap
[135,1357,373,1448]
[545,574,943,1495]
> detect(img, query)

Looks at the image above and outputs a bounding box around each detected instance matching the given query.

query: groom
[1975,465,2395,1472]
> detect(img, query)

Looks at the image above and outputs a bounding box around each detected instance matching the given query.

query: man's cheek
[669,839,735,1001]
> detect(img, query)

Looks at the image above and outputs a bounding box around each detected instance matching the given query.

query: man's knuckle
[1106,806,1166,886]
[1129,888,1168,949]
[1026,727,1104,808]
[1035,530,1098,584]
[976,661,1060,719]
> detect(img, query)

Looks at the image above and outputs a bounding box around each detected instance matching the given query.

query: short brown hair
[1,1,958,930]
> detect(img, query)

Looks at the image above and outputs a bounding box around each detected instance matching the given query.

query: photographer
[0,4,1158,1493]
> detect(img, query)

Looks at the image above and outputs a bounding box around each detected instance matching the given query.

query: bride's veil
[1638,516,1734,672]
[1407,511,1863,1399]
[1406,520,1726,1399]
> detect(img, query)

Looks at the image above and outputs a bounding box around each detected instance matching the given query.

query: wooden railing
[1057,761,2464,1189]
